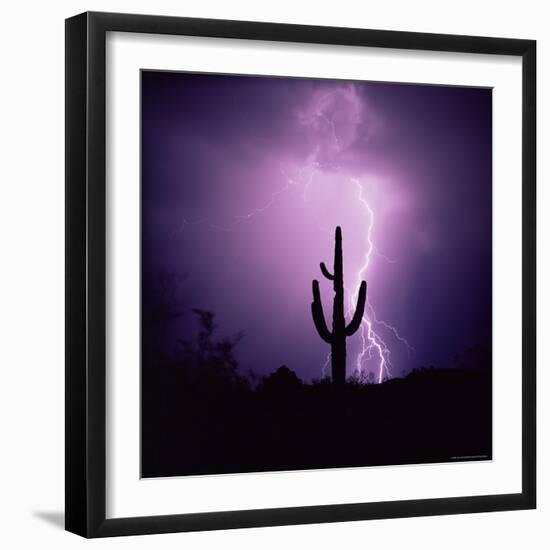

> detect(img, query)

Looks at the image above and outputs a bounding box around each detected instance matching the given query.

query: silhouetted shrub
[260,365,303,394]
[176,308,245,387]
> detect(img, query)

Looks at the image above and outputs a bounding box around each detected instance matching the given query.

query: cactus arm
[320,262,334,280]
[345,280,367,336]
[311,280,332,343]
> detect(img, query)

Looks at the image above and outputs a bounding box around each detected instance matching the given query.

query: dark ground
[142,359,492,478]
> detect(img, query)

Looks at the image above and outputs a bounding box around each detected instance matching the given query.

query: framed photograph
[65,11,536,537]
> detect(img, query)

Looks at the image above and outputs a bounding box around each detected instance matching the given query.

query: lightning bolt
[178,174,299,233]
[347,178,415,383]
[177,162,318,233]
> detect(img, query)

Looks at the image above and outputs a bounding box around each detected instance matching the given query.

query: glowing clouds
[297,83,364,168]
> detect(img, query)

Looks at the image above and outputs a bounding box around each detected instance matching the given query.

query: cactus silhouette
[311,226,367,385]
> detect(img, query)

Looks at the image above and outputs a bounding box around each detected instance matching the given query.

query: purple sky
[141,71,492,382]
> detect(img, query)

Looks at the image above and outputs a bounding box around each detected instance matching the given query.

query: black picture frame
[65,11,536,538]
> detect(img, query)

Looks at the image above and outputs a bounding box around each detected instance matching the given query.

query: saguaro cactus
[311,226,367,385]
